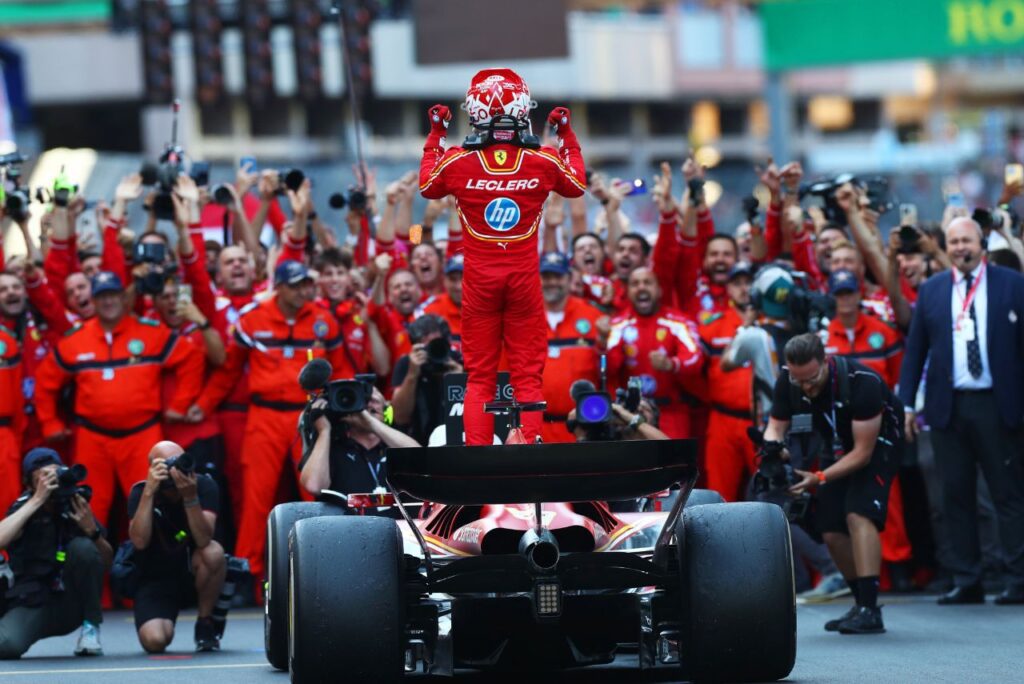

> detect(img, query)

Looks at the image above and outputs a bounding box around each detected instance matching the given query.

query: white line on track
[0,662,266,676]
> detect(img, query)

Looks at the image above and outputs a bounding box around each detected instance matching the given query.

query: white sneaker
[74,621,103,656]
[797,572,851,603]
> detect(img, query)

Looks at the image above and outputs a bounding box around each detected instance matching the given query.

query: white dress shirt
[951,261,992,390]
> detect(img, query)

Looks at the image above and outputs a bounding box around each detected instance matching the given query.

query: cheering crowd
[2,113,1024,653]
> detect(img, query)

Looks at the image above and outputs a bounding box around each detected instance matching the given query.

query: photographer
[300,387,420,501]
[390,314,463,445]
[0,448,110,659]
[765,333,903,635]
[127,441,224,653]
[567,397,669,442]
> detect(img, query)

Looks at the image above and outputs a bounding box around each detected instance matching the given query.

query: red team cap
[463,68,535,127]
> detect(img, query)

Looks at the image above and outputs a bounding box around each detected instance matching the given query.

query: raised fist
[547,107,572,133]
[428,104,452,134]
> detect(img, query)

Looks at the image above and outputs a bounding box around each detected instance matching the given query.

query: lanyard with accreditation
[953,261,985,341]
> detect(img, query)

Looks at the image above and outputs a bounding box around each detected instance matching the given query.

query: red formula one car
[264,440,796,683]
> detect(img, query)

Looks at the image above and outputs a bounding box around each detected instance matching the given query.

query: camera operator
[0,448,110,658]
[390,314,463,445]
[299,387,420,502]
[764,333,903,635]
[127,441,224,653]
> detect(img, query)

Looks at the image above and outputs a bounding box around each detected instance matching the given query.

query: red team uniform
[605,307,704,439]
[419,69,586,445]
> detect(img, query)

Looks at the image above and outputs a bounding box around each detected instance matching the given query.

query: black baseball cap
[274,260,312,286]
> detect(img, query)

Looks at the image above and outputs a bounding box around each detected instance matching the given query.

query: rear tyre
[676,502,795,682]
[684,488,725,508]
[289,516,405,684]
[264,502,343,670]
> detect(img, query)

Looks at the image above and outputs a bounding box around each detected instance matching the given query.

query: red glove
[547,107,572,134]
[428,104,452,136]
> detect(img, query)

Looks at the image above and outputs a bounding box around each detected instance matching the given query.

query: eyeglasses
[787,363,827,389]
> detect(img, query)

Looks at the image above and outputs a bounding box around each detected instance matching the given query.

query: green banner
[0,2,110,26]
[760,0,1024,71]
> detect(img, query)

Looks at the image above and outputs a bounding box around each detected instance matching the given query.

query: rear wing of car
[386,439,697,505]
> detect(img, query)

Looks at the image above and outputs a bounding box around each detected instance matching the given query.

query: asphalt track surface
[1,595,1022,682]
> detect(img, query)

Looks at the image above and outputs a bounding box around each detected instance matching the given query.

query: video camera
[0,151,31,223]
[139,100,211,220]
[33,166,78,208]
[328,186,368,212]
[298,357,377,422]
[799,173,894,227]
[569,376,642,442]
[750,437,811,523]
[751,264,835,334]
[54,464,93,519]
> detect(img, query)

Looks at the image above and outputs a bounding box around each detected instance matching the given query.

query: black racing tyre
[264,502,343,671]
[684,488,726,508]
[676,502,795,682]
[289,516,405,684]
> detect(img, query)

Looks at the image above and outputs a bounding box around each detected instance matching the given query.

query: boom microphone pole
[331,1,367,189]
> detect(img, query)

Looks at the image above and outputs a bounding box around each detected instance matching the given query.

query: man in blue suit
[899,217,1024,605]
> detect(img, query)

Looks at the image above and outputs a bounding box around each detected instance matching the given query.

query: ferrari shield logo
[495,150,508,165]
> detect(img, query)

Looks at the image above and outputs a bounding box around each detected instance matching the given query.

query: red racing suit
[420,136,586,445]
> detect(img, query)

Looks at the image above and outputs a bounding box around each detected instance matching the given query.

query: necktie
[964,273,983,378]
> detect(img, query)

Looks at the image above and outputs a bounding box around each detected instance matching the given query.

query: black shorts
[133,570,195,630]
[816,444,899,534]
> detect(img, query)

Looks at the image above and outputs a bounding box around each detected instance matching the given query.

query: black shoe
[824,605,857,632]
[994,586,1024,605]
[195,617,220,652]
[937,583,985,605]
[837,606,885,634]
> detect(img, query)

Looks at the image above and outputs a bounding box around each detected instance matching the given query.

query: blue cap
[22,447,63,476]
[274,259,312,286]
[444,253,464,275]
[539,251,571,275]
[828,269,860,295]
[90,271,124,296]
[727,262,754,281]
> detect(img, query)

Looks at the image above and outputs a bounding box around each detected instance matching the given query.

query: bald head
[149,440,184,463]
[946,217,985,274]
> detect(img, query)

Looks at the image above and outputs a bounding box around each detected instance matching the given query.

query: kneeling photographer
[391,315,463,445]
[299,376,421,506]
[0,448,110,659]
[127,441,225,653]
[764,333,903,635]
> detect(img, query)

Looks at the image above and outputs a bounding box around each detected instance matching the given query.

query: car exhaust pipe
[519,528,560,573]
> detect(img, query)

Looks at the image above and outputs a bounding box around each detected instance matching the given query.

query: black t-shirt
[324,438,387,495]
[126,475,218,575]
[391,354,449,444]
[771,358,897,453]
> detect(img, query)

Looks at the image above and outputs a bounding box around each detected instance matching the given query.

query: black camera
[742,195,760,223]
[275,168,305,195]
[160,452,195,490]
[751,439,811,523]
[134,242,171,296]
[800,173,893,227]
[687,177,705,206]
[425,337,451,369]
[1,154,31,223]
[140,100,210,220]
[328,187,368,212]
[54,464,93,517]
[615,376,642,413]
[325,375,376,416]
[570,376,642,441]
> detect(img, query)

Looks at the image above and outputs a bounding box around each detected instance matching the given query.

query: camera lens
[578,393,612,424]
[283,169,305,192]
[328,192,347,210]
[425,337,450,364]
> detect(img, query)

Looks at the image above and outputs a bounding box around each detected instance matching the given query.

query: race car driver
[419,68,586,445]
